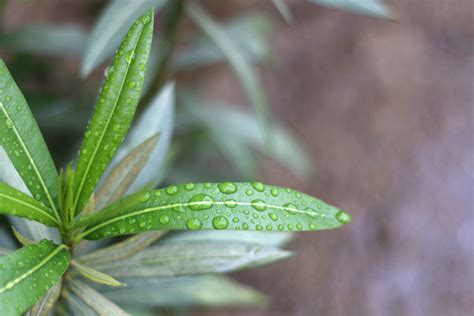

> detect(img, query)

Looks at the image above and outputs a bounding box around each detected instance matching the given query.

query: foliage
[0,1,385,314]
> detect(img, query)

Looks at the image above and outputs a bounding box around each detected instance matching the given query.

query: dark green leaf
[73,9,154,213]
[93,239,290,277]
[102,275,266,308]
[308,0,392,18]
[0,24,86,57]
[0,60,59,218]
[81,0,166,76]
[0,183,59,227]
[187,3,272,140]
[75,182,351,241]
[0,240,71,315]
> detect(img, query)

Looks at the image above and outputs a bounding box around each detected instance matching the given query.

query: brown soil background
[2,1,473,315]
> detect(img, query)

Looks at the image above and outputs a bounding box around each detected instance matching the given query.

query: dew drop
[269,213,278,221]
[245,189,253,196]
[271,188,279,197]
[224,199,237,208]
[283,203,298,215]
[166,186,178,195]
[139,192,151,202]
[185,183,195,191]
[256,225,263,231]
[159,215,170,225]
[242,223,249,230]
[5,120,12,129]
[212,216,229,229]
[113,124,121,132]
[189,194,214,210]
[336,211,352,224]
[217,182,237,194]
[128,80,137,89]
[141,13,151,24]
[251,199,267,212]
[125,50,136,63]
[251,182,265,192]
[186,217,202,230]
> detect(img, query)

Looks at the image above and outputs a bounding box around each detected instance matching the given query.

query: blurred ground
[2,0,474,315]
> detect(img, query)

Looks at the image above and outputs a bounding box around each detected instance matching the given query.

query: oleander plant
[0,2,400,315]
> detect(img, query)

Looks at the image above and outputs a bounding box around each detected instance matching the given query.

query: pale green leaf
[73,9,154,213]
[0,183,59,227]
[308,0,392,18]
[26,281,62,316]
[0,60,59,218]
[74,182,351,241]
[62,290,96,316]
[78,231,164,266]
[93,239,290,277]
[81,0,167,76]
[272,0,293,22]
[71,260,125,287]
[0,241,71,315]
[102,275,266,308]
[187,3,272,140]
[67,279,129,316]
[0,24,86,57]
[11,225,35,246]
[95,133,160,210]
[106,83,175,193]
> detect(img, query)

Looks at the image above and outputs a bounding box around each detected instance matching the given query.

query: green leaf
[95,133,160,210]
[102,275,265,308]
[92,239,290,277]
[0,183,59,227]
[81,0,166,77]
[71,260,125,287]
[26,281,62,316]
[272,0,293,23]
[78,231,164,266]
[0,60,59,218]
[0,240,71,315]
[73,9,154,214]
[67,279,129,316]
[75,182,351,241]
[11,225,35,246]
[107,83,175,194]
[187,3,272,140]
[307,0,392,18]
[173,13,273,71]
[0,24,86,57]
[164,230,293,247]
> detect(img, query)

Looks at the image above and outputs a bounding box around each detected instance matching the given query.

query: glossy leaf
[0,60,59,218]
[73,9,154,213]
[81,0,166,76]
[0,240,71,315]
[26,281,62,316]
[71,261,124,287]
[78,231,164,266]
[0,24,86,57]
[95,133,160,210]
[67,279,129,316]
[75,182,351,241]
[0,183,59,227]
[308,0,392,18]
[102,275,265,308]
[107,83,175,194]
[93,239,290,277]
[187,3,272,140]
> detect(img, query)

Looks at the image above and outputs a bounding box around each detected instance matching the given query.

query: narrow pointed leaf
[93,240,290,277]
[71,261,125,287]
[95,134,160,210]
[0,241,71,315]
[0,60,59,217]
[272,0,293,22]
[26,281,62,316]
[73,9,154,213]
[0,183,59,227]
[78,231,163,266]
[107,83,175,194]
[12,225,35,246]
[81,0,166,77]
[187,3,272,139]
[62,290,96,316]
[75,182,351,241]
[67,279,129,316]
[102,275,266,308]
[1,24,86,57]
[307,0,392,18]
